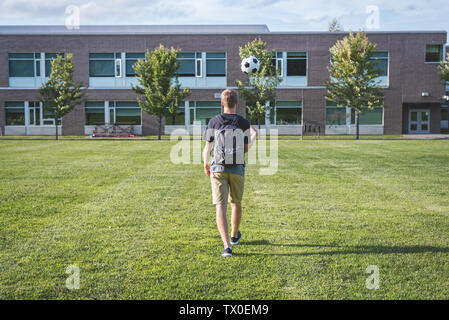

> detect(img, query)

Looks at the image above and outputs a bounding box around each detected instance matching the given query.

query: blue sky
[0,0,448,35]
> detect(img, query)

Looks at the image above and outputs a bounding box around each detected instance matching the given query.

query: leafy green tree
[326,32,384,140]
[438,53,449,83]
[236,38,282,132]
[38,54,85,140]
[132,45,191,139]
[328,18,343,32]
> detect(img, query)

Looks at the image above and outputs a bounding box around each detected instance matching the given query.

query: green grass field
[1,139,448,299]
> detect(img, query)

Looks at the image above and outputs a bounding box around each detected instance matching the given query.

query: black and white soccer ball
[241,56,260,75]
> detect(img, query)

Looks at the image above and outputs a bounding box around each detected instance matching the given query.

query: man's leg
[216,204,231,249]
[230,202,242,238]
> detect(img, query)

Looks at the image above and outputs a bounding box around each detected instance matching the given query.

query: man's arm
[203,141,213,176]
[244,125,258,152]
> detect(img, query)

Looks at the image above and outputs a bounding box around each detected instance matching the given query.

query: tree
[38,54,85,140]
[438,53,449,83]
[328,18,343,32]
[326,32,384,140]
[236,38,282,132]
[132,45,191,140]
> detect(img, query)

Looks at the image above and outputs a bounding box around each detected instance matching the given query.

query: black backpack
[213,116,245,165]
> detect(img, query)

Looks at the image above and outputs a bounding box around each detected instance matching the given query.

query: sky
[0,0,448,35]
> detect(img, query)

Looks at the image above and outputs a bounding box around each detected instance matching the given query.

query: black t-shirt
[203,113,250,143]
[203,113,251,175]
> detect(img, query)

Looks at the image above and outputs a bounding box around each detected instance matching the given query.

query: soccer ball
[241,56,260,75]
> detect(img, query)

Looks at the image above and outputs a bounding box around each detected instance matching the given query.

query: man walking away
[203,89,257,257]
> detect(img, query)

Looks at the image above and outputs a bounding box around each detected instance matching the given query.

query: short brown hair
[221,89,238,109]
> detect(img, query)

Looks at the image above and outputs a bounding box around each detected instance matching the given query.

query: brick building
[0,25,447,136]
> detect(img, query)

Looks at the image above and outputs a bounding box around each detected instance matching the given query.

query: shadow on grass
[238,240,449,256]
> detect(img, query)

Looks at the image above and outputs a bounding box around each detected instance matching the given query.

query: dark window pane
[85,107,105,125]
[373,52,388,58]
[195,101,221,107]
[276,108,302,125]
[373,59,388,76]
[206,60,226,76]
[115,108,141,125]
[36,60,40,77]
[326,108,347,125]
[178,52,195,59]
[9,60,34,77]
[89,60,115,77]
[287,52,306,58]
[126,60,138,76]
[276,101,301,107]
[359,108,383,125]
[206,52,225,59]
[287,59,306,76]
[194,107,221,125]
[425,45,443,62]
[178,60,195,76]
[126,53,144,59]
[45,60,52,77]
[5,106,25,125]
[442,108,448,121]
[8,53,34,59]
[167,108,185,125]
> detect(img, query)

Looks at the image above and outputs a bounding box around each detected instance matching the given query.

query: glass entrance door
[409,109,430,134]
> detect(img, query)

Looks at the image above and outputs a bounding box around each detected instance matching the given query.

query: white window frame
[276,58,284,77]
[115,59,122,78]
[195,58,202,77]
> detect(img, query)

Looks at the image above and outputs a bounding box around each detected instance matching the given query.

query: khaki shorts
[210,172,245,205]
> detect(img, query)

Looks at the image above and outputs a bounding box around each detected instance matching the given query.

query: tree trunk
[355,111,360,140]
[158,115,162,140]
[55,117,59,140]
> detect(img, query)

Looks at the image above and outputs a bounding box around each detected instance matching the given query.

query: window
[125,53,145,77]
[442,107,448,121]
[177,53,196,77]
[45,53,65,77]
[271,52,283,76]
[275,101,302,125]
[29,101,41,126]
[42,106,61,125]
[191,101,221,125]
[89,53,120,77]
[351,107,383,125]
[286,52,306,76]
[8,53,38,77]
[5,102,25,125]
[426,45,443,62]
[206,52,226,77]
[85,102,105,125]
[326,102,347,125]
[167,102,186,125]
[110,101,141,125]
[372,52,388,76]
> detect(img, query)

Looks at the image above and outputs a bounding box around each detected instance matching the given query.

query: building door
[409,109,430,134]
